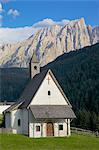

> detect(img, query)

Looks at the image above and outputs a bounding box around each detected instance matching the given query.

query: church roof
[30,105,76,119]
[4,69,48,112]
[4,69,72,113]
[19,69,48,108]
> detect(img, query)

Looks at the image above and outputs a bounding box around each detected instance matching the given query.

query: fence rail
[0,128,12,134]
[71,127,99,137]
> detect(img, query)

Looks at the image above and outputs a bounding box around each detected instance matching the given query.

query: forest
[0,43,99,131]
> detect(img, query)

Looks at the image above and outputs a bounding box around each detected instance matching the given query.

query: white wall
[5,112,11,128]
[29,122,47,138]
[67,119,71,136]
[29,114,71,138]
[22,109,28,135]
[11,109,29,135]
[0,105,11,114]
[30,73,68,105]
[29,110,42,138]
[54,119,68,137]
[58,122,67,137]
[34,123,41,138]
[42,123,46,137]
[5,108,29,135]
[11,109,22,134]
[54,123,58,137]
[29,123,34,137]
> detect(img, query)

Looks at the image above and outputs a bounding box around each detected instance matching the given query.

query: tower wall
[30,62,40,79]
[30,52,40,78]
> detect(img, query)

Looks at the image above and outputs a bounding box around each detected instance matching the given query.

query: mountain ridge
[0,18,99,68]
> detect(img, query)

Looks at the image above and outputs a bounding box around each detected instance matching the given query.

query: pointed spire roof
[31,52,39,63]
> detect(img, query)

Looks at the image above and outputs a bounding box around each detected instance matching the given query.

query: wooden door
[47,122,54,136]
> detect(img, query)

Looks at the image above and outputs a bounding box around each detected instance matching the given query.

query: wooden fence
[71,127,99,137]
[0,128,12,134]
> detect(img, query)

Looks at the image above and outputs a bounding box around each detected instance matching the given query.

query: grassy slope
[0,134,99,150]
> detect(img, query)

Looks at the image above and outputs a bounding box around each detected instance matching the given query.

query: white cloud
[0,18,71,44]
[33,19,56,27]
[0,14,3,26]
[7,8,20,18]
[0,0,9,3]
[0,3,4,13]
[33,18,70,28]
[58,19,70,26]
[0,26,39,44]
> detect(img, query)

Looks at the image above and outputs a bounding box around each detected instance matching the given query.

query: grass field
[0,134,99,150]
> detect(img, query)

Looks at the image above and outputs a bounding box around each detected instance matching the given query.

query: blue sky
[0,0,99,27]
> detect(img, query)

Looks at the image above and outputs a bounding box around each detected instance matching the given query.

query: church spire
[31,52,39,63]
[30,52,40,79]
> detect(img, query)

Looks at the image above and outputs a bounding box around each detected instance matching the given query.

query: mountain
[0,43,99,131]
[0,18,99,67]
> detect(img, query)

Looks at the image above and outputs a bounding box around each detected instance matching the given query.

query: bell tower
[30,52,40,78]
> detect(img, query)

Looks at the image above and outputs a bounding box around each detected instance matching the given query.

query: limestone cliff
[0,18,99,67]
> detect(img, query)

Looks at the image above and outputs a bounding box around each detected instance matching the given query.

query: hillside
[43,43,99,114]
[0,18,99,68]
[1,134,99,150]
[0,43,99,131]
[43,43,99,131]
[0,68,30,101]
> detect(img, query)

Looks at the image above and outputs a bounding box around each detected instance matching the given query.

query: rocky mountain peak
[78,17,85,24]
[0,18,99,68]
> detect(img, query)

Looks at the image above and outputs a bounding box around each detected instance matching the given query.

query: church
[4,53,76,138]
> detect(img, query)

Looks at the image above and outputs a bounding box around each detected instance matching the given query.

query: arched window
[18,119,21,126]
[34,66,37,70]
[48,90,51,96]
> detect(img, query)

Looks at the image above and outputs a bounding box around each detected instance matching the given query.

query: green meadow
[0,134,99,150]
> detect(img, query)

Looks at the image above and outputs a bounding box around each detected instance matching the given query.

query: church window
[59,124,63,130]
[36,125,40,131]
[48,90,51,95]
[18,119,21,126]
[34,66,37,70]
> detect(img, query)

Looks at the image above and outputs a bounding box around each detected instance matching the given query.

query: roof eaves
[4,101,24,113]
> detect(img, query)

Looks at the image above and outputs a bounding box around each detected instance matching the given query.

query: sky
[0,0,99,28]
[0,0,98,44]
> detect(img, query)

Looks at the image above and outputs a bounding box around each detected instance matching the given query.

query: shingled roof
[19,69,48,108]
[4,69,48,112]
[30,105,76,119]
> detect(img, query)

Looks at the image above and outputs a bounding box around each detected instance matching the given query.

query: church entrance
[46,122,54,136]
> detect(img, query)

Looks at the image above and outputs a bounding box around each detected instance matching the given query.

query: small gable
[30,70,69,106]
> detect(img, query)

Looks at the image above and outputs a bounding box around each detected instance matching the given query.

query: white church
[4,53,76,138]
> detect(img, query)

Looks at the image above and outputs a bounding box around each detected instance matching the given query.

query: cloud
[0,0,9,3]
[33,18,70,28]
[58,19,70,26]
[0,18,71,44]
[7,9,20,18]
[0,14,3,26]
[0,26,39,44]
[0,3,4,13]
